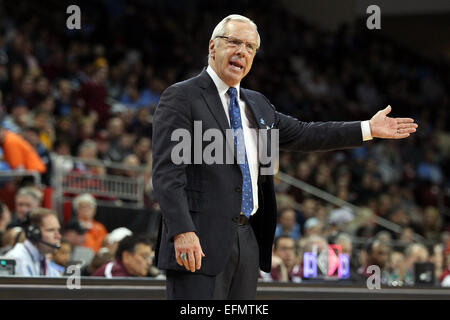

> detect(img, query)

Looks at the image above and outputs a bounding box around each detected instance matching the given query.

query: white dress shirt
[4,239,61,277]
[205,65,373,216]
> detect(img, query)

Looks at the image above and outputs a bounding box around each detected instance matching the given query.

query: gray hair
[73,193,97,211]
[210,14,261,49]
[335,233,352,245]
[16,187,42,204]
[77,139,97,156]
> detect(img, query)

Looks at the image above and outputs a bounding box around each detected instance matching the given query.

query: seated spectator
[440,244,450,286]
[303,217,323,237]
[2,98,29,133]
[8,186,42,228]
[0,201,11,240]
[72,193,107,253]
[81,247,113,276]
[92,234,153,278]
[103,227,133,257]
[275,208,301,241]
[4,208,62,277]
[0,126,46,173]
[358,238,390,279]
[385,251,407,286]
[269,235,302,283]
[403,243,430,286]
[0,226,24,255]
[49,239,72,275]
[22,126,52,185]
[62,219,94,267]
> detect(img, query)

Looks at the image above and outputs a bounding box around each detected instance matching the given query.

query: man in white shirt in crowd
[5,208,62,277]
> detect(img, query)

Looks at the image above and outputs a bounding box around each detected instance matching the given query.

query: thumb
[382,105,392,115]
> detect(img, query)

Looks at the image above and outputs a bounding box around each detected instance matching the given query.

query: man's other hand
[174,231,205,272]
[369,105,418,139]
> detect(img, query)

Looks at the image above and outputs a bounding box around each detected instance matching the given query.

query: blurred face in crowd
[63,230,85,247]
[107,117,125,139]
[209,20,258,87]
[302,199,316,219]
[122,243,153,277]
[336,240,352,256]
[369,242,389,268]
[53,242,72,267]
[406,245,429,269]
[76,201,96,221]
[279,209,296,231]
[38,215,62,254]
[59,79,72,99]
[15,194,39,220]
[274,237,297,269]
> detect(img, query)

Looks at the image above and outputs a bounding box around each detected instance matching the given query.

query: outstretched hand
[369,105,418,139]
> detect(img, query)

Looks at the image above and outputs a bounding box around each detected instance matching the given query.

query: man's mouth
[229,60,244,71]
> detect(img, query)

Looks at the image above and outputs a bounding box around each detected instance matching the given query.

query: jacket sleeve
[274,109,363,152]
[151,84,196,241]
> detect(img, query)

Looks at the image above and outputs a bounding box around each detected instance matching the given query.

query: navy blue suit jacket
[152,70,363,275]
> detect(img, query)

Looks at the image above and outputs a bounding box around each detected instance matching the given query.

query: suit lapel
[198,70,230,136]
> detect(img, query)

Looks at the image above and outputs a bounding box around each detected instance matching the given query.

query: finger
[398,123,418,129]
[194,250,202,270]
[182,253,190,271]
[395,133,410,139]
[188,251,196,272]
[397,127,417,134]
[395,118,415,124]
[175,251,183,267]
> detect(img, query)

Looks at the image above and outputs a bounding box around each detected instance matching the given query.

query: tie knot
[227,87,237,99]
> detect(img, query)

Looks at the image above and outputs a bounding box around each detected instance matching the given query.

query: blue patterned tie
[227,87,253,218]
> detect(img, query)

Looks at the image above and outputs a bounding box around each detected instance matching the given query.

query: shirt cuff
[361,120,373,141]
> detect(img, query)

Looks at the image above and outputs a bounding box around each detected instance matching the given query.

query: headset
[22,211,61,250]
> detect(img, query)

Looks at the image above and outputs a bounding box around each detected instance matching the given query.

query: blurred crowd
[0,0,449,285]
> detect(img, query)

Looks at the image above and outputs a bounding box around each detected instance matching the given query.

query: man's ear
[209,39,216,59]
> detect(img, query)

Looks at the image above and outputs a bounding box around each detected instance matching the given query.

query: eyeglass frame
[215,35,259,54]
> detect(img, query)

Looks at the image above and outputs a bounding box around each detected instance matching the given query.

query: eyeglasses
[215,36,258,54]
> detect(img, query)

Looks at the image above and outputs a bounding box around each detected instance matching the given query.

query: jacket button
[235,187,242,192]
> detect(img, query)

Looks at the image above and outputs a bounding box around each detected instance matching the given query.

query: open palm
[369,105,418,139]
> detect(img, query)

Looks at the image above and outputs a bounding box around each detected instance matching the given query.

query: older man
[152,14,418,299]
[8,186,42,228]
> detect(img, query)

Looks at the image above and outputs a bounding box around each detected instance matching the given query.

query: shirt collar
[24,239,44,262]
[206,65,240,100]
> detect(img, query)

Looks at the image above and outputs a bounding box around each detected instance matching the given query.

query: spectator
[0,201,11,239]
[76,62,110,128]
[303,217,323,237]
[8,186,42,228]
[275,208,301,241]
[92,235,153,278]
[72,193,107,253]
[50,239,72,275]
[440,244,450,286]
[403,243,430,286]
[22,126,52,185]
[422,206,442,242]
[0,226,25,255]
[0,126,46,173]
[2,98,29,133]
[4,208,62,276]
[62,219,94,268]
[385,251,407,286]
[103,227,133,257]
[269,235,302,283]
[358,238,390,279]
